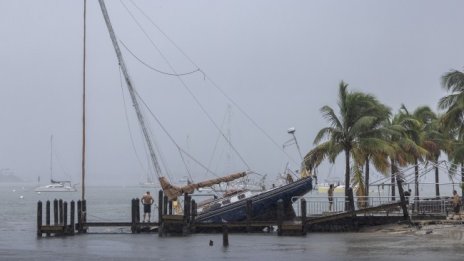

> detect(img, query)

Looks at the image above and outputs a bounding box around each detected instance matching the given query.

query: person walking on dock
[328,184,334,212]
[451,190,461,220]
[141,191,154,222]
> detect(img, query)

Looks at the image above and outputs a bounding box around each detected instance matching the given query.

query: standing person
[452,190,461,219]
[404,189,411,203]
[141,191,154,222]
[328,184,334,211]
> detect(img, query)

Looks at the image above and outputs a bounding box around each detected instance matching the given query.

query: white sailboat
[35,136,77,193]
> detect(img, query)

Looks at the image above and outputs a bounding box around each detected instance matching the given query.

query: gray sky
[1,0,463,186]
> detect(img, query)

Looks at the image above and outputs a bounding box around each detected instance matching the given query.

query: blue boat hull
[196,177,313,223]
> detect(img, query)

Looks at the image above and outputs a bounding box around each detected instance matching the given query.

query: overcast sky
[1,0,463,186]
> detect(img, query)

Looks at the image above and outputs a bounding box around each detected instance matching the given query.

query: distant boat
[35,136,77,193]
[35,180,77,192]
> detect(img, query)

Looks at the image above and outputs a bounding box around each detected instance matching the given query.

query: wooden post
[158,190,163,222]
[183,193,191,236]
[46,200,50,237]
[191,200,197,224]
[82,200,87,233]
[163,195,168,215]
[37,201,42,238]
[63,201,68,233]
[77,200,82,233]
[158,190,163,237]
[168,200,173,215]
[135,197,140,224]
[70,201,75,235]
[184,193,191,224]
[246,199,252,233]
[131,199,136,233]
[222,224,229,247]
[277,199,284,236]
[301,198,307,235]
[59,199,63,225]
[396,176,410,221]
[53,199,58,225]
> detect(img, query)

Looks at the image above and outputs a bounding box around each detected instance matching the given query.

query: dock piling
[277,199,284,236]
[131,198,136,233]
[37,201,42,238]
[46,200,50,237]
[53,199,58,226]
[301,198,307,235]
[70,201,75,235]
[77,200,82,233]
[59,199,63,225]
[82,200,87,233]
[63,201,68,231]
[222,224,229,247]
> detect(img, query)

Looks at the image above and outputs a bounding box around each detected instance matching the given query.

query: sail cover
[159,171,247,200]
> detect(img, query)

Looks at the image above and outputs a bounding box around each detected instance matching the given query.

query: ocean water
[1,185,464,261]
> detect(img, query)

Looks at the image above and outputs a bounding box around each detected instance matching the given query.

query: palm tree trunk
[461,163,464,197]
[365,156,370,197]
[345,149,351,211]
[434,157,440,197]
[414,157,419,198]
[391,159,396,201]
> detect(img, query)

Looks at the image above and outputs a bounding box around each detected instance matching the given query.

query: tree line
[304,69,464,201]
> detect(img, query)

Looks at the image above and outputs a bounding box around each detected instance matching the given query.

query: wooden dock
[37,179,457,238]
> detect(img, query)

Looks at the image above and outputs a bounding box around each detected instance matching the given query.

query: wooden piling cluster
[37,199,85,237]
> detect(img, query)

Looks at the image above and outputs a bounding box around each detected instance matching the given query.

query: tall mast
[97,0,163,179]
[81,0,87,201]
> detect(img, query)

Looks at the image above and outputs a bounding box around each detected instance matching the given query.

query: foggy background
[0,0,463,186]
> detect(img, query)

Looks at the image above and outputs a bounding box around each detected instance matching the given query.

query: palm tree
[439,69,464,196]
[305,81,392,208]
[395,105,432,199]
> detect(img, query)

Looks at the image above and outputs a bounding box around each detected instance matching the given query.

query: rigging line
[133,89,221,178]
[204,109,229,177]
[120,40,202,77]
[120,66,174,184]
[179,148,194,183]
[118,67,150,176]
[128,0,298,166]
[120,0,251,170]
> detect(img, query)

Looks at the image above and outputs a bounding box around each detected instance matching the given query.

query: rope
[118,67,150,177]
[120,0,251,170]
[127,0,298,166]
[120,40,202,77]
[133,89,220,177]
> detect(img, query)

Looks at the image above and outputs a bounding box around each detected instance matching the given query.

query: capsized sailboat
[96,0,312,223]
[159,171,312,223]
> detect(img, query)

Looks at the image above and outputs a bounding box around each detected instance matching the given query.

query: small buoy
[37,192,41,194]
[19,195,24,199]
[209,240,213,246]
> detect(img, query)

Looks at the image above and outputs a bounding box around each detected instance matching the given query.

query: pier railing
[293,195,454,217]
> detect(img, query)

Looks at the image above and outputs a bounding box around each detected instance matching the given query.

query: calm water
[1,185,464,260]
